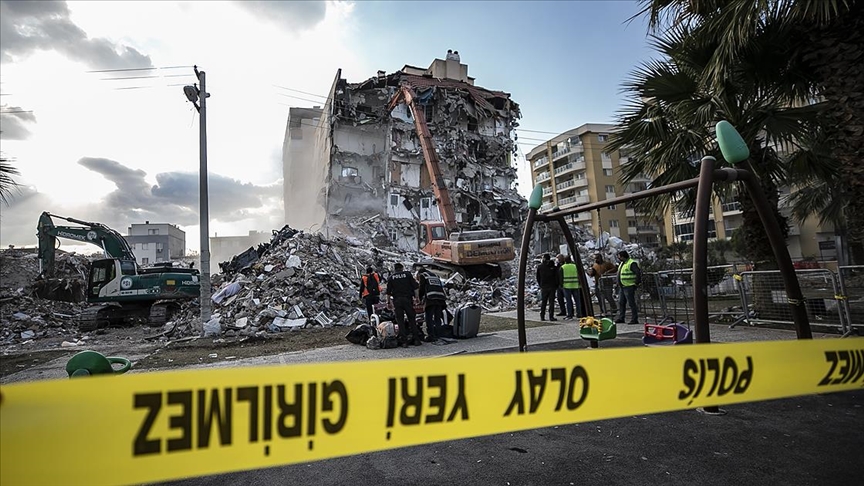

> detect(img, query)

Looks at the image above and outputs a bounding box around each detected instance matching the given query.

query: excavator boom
[38,211,136,277]
[388,85,516,278]
[390,86,459,233]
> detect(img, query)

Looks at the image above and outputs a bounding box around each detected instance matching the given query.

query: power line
[514,128,561,135]
[276,92,328,105]
[273,84,327,99]
[114,83,189,91]
[100,73,195,81]
[0,110,33,114]
[86,65,192,73]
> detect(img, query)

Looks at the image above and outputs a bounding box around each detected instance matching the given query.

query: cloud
[0,0,152,68]
[0,106,37,140]
[77,156,283,226]
[231,0,327,31]
[0,156,284,248]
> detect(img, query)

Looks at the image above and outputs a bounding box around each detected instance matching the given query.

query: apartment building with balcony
[663,185,839,261]
[527,124,664,252]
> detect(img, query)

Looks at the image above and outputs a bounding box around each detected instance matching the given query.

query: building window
[603,169,614,176]
[148,229,159,235]
[424,104,434,121]
[628,220,637,227]
[598,134,608,142]
[605,185,616,194]
[609,220,619,228]
[142,257,149,264]
[341,167,358,178]
[608,204,616,210]
[601,152,612,163]
[142,243,149,250]
[156,242,163,250]
[390,194,400,206]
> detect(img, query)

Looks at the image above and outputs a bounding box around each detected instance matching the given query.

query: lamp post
[183,66,212,322]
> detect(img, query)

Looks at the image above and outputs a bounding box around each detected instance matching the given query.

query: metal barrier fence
[589,265,860,335]
[738,269,846,333]
[592,265,742,325]
[838,266,863,333]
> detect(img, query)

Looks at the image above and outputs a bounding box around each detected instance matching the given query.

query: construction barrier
[838,266,864,332]
[2,338,863,485]
[738,269,847,332]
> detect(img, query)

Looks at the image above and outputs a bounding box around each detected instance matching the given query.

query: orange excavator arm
[387,85,458,234]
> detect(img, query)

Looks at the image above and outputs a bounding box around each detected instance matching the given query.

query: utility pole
[183,66,212,322]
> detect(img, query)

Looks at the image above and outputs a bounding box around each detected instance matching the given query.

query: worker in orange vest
[358,266,382,319]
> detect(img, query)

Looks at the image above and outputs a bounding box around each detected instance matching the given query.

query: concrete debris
[203,317,222,337]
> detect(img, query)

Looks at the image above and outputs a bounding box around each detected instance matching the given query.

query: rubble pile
[0,248,92,344]
[170,226,421,338]
[168,224,541,339]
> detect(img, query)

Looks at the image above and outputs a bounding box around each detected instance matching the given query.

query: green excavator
[37,211,200,331]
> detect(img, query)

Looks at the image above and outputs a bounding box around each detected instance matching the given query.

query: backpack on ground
[346,324,374,345]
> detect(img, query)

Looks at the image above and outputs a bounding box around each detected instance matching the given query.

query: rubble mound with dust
[168,226,522,339]
[0,249,92,345]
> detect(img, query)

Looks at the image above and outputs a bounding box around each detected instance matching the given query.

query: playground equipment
[579,316,617,348]
[643,322,693,346]
[515,121,812,352]
[65,350,131,378]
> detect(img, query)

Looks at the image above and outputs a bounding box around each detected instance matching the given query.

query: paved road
[161,327,864,486]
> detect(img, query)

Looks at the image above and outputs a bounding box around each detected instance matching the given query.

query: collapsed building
[282,52,526,252]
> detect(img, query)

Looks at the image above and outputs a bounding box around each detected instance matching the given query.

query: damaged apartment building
[282,51,526,251]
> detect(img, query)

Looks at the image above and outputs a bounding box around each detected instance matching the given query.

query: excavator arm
[387,85,459,234]
[37,211,137,277]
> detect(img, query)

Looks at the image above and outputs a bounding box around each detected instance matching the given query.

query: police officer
[419,269,447,342]
[358,266,382,320]
[386,263,422,346]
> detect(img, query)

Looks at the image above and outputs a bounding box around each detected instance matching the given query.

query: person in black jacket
[419,269,447,342]
[358,266,382,320]
[386,263,422,346]
[536,253,559,321]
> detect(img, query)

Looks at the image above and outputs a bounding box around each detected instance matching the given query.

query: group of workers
[357,263,448,347]
[536,250,642,324]
[355,248,642,348]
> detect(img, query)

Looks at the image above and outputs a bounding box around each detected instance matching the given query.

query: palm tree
[607,24,823,268]
[636,0,864,263]
[0,156,21,207]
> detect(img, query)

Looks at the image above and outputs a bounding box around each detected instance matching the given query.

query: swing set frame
[515,156,813,352]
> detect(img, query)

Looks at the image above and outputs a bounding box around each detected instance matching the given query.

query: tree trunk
[801,2,864,264]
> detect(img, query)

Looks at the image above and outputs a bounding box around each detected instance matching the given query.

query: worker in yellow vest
[614,250,642,324]
[559,255,583,320]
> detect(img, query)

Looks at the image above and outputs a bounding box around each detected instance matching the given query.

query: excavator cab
[87,259,121,299]
[419,221,448,251]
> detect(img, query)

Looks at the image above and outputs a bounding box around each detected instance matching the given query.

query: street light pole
[185,66,211,322]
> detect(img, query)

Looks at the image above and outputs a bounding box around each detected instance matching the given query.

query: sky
[0,0,655,254]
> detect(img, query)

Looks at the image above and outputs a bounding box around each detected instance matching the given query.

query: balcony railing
[556,179,575,191]
[722,201,741,213]
[637,225,659,232]
[554,163,574,176]
[536,172,550,182]
[540,202,554,212]
[533,157,548,168]
[558,195,589,207]
[542,186,553,196]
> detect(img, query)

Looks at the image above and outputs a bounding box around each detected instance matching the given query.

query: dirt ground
[0,315,550,379]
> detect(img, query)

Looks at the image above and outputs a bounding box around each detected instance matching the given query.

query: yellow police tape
[1,338,862,485]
